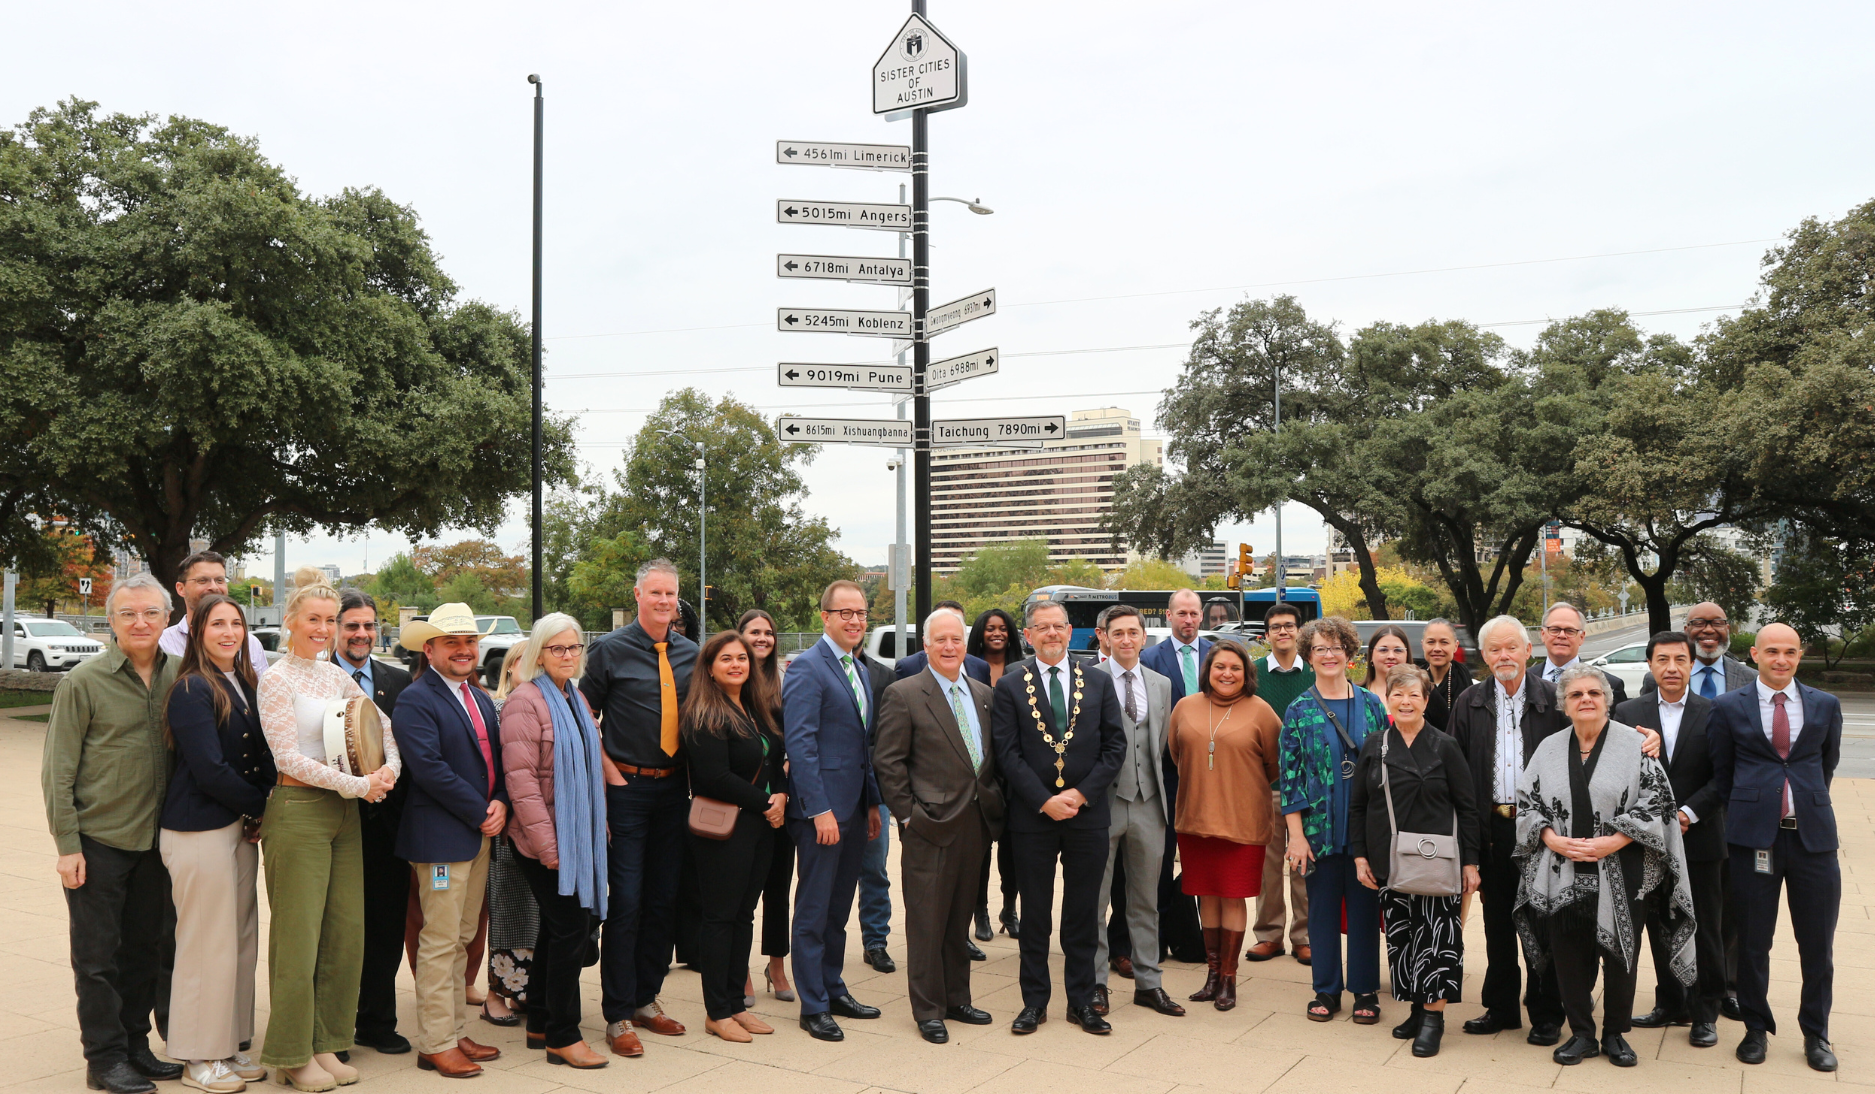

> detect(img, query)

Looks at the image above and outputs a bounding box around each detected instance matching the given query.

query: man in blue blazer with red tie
[783,580,885,1042]
[1708,622,1843,1073]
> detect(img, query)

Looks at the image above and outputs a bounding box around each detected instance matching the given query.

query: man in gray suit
[874,610,1005,1045]
[1642,602,1758,699]
[1091,606,1186,1018]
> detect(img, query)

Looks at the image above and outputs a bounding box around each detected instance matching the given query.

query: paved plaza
[1,702,1867,1094]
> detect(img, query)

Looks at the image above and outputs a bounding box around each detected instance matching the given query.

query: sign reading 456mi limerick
[873,14,966,114]
[775,141,911,171]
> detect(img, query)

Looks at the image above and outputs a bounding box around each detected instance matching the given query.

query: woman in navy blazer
[159,595,277,1090]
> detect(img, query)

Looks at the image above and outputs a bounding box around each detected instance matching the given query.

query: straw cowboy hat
[399,602,484,648]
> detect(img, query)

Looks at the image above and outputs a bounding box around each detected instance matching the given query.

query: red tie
[1771,692,1791,818]
[461,682,496,796]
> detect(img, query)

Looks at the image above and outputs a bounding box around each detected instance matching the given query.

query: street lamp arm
[931,196,993,214]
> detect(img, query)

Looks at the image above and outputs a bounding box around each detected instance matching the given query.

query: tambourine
[291,694,387,778]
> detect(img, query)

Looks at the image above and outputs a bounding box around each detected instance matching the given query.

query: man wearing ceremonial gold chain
[990,599,1125,1037]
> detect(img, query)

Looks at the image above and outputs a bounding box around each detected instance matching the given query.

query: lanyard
[1313,687,1358,780]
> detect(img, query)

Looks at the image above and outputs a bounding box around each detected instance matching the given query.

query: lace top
[257,652,403,798]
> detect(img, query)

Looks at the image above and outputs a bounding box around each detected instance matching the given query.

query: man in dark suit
[874,609,1004,1044]
[391,603,508,1079]
[857,647,902,973]
[892,601,993,684]
[1136,589,1211,963]
[1709,622,1843,1073]
[1528,602,1628,707]
[1642,602,1758,698]
[335,589,416,1055]
[991,599,1126,1035]
[783,580,886,1042]
[1616,632,1724,1047]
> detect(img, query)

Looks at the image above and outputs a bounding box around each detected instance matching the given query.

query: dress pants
[600,776,686,1021]
[1548,902,1640,1039]
[1010,823,1107,1011]
[1095,795,1167,991]
[410,838,492,1056]
[789,807,871,1015]
[1481,814,1564,1027]
[691,816,775,1020]
[1302,853,1380,997]
[355,800,409,1041]
[1645,857,1724,1023]
[260,787,364,1068]
[514,854,598,1049]
[1253,791,1309,948]
[760,837,793,958]
[901,818,989,1021]
[160,822,259,1061]
[1730,829,1840,1039]
[65,836,170,1071]
[977,834,1018,913]
[858,804,894,951]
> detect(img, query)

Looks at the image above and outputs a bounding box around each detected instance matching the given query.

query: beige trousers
[160,821,259,1061]
[411,838,491,1055]
[1252,791,1309,948]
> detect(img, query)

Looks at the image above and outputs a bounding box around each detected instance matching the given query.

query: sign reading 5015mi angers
[873,14,967,115]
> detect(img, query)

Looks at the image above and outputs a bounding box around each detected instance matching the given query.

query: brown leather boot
[1216,929,1244,1011]
[1188,927,1222,1002]
[457,1037,501,1062]
[416,1048,482,1079]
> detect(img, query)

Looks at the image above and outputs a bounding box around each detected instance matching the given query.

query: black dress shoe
[946,1005,993,1025]
[1011,1006,1045,1034]
[1000,906,1021,939]
[355,1029,413,1054]
[917,1019,949,1044]
[1067,1005,1111,1034]
[86,1062,155,1094]
[334,1051,349,1063]
[1133,987,1187,1017]
[1689,1022,1718,1047]
[1721,996,1744,1022]
[1393,1004,1425,1040]
[1412,1012,1445,1058]
[966,939,987,961]
[1630,1007,1673,1028]
[1553,1034,1600,1065]
[829,993,882,1019]
[126,1047,183,1081]
[1736,1029,1767,1064]
[1463,1013,1520,1035]
[800,1013,844,1042]
[864,948,897,973]
[1090,984,1110,1016]
[1805,1036,1838,1072]
[974,906,994,942]
[1602,1034,1637,1067]
[1527,1022,1562,1047]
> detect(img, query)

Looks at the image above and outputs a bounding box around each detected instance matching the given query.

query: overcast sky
[11,1,1874,580]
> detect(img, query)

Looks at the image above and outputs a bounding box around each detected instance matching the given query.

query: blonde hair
[494,642,530,701]
[282,566,341,635]
[509,613,586,692]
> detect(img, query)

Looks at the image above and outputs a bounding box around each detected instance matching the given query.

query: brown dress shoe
[1293,945,1312,966]
[1111,956,1136,980]
[731,1012,774,1035]
[1245,940,1283,961]
[416,1048,482,1079]
[545,1041,608,1069]
[634,1001,686,1036]
[457,1038,501,1062]
[606,1021,644,1057]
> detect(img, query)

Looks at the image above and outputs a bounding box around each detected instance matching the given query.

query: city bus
[1021,586,1322,653]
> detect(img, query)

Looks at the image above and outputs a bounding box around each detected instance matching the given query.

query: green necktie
[840,653,866,719]
[1048,666,1069,731]
[950,682,983,770]
[1180,644,1198,693]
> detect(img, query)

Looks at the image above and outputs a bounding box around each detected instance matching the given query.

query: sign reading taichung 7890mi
[872,14,967,115]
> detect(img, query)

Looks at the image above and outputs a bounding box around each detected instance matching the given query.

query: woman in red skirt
[1168,639,1282,1010]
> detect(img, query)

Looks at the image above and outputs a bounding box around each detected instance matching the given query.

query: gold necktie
[655,641,679,756]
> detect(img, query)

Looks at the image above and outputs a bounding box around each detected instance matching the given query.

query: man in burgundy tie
[391,604,509,1079]
[1708,622,1843,1073]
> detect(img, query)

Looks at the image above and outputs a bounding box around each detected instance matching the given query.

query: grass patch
[11,713,48,723]
[0,690,55,709]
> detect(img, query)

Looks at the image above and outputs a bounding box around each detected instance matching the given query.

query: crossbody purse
[689,732,768,840]
[1380,730,1463,897]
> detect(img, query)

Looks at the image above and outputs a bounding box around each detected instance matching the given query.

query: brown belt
[609,757,683,779]
[1492,804,1517,818]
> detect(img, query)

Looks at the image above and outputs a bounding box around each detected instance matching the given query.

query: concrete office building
[929,407,1163,574]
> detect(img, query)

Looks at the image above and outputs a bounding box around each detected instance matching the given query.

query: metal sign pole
[2,571,14,670]
[529,74,545,622]
[895,181,910,659]
[910,0,933,624]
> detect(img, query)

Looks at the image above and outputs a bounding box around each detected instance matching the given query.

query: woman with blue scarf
[500,613,617,1068]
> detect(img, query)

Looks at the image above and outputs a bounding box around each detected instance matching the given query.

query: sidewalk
[0,705,1864,1094]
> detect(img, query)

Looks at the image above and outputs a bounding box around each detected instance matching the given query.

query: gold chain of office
[1024,663,1084,787]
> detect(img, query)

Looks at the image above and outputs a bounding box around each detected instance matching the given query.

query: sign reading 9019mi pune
[873,14,966,115]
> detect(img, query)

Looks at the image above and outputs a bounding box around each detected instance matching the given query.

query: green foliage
[565,530,654,631]
[1764,530,1875,669]
[1664,535,1763,628]
[1110,557,1196,590]
[368,552,438,614]
[436,572,498,614]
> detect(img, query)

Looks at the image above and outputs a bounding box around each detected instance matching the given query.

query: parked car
[393,614,528,688]
[7,617,105,672]
[1589,640,1651,694]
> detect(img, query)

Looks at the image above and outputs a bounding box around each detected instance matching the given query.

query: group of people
[41,555,1847,1089]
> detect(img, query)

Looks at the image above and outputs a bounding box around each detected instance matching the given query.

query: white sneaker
[183,1059,245,1094]
[227,1053,267,1082]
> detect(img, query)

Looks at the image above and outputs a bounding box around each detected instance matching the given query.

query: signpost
[776,199,911,231]
[776,140,911,170]
[931,415,1065,449]
[777,253,913,285]
[872,13,966,115]
[925,347,998,390]
[775,416,914,447]
[777,307,913,338]
[922,287,995,339]
[777,362,914,392]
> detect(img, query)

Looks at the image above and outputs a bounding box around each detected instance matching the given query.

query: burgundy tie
[1772,692,1791,818]
[461,682,496,797]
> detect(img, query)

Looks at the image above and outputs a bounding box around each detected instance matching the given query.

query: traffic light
[1238,543,1254,576]
[1225,563,1241,590]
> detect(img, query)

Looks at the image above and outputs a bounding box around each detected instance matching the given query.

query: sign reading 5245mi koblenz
[873,14,967,115]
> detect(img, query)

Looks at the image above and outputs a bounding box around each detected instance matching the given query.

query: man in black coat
[990,599,1125,1036]
[1616,632,1724,1047]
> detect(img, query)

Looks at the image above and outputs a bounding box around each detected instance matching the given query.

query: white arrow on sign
[931,415,1065,449]
[777,307,914,339]
[775,141,911,171]
[926,347,998,391]
[777,253,912,286]
[873,14,967,116]
[777,363,914,392]
[923,288,995,339]
[777,200,910,232]
[776,416,915,447]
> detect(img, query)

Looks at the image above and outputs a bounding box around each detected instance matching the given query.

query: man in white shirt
[1527,602,1624,706]
[157,551,269,674]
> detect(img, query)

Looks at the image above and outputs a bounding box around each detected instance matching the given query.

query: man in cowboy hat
[391,604,509,1079]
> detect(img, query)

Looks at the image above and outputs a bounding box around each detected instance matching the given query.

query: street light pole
[1272,363,1283,603]
[895,182,910,659]
[528,74,545,623]
[910,12,932,627]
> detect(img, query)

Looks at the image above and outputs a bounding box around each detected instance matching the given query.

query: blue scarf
[542,679,608,916]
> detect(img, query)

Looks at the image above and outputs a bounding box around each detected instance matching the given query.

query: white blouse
[257,652,402,798]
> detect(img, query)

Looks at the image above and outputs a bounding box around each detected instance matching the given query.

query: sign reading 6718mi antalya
[873,14,966,115]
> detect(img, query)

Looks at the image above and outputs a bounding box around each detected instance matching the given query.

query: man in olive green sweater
[41,573,182,1094]
[1247,602,1314,965]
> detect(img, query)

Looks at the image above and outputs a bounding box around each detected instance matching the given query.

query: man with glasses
[159,550,270,676]
[42,573,185,1094]
[1247,602,1313,966]
[782,580,885,1041]
[1527,603,1627,707]
[1644,602,1757,699]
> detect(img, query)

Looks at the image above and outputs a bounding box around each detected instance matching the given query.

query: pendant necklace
[1206,699,1233,770]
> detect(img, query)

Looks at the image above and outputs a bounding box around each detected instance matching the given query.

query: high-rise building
[1178,541,1228,577]
[928,407,1162,574]
[319,564,343,586]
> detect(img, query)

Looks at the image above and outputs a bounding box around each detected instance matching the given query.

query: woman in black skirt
[738,610,796,1004]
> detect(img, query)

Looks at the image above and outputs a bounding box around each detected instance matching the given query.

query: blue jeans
[1304,852,1380,997]
[859,804,893,950]
[600,776,686,1020]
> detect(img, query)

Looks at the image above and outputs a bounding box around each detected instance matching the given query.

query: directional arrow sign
[777,253,913,286]
[777,363,914,392]
[775,141,911,171]
[931,415,1065,449]
[922,288,995,339]
[873,14,967,115]
[925,347,999,391]
[777,200,910,232]
[776,416,914,447]
[777,307,914,339]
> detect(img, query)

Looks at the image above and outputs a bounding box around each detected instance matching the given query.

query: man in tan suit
[874,609,1005,1044]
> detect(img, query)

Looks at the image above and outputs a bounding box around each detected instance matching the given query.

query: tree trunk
[1321,513,1389,620]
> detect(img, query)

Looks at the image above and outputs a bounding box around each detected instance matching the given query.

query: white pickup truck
[393,614,528,687]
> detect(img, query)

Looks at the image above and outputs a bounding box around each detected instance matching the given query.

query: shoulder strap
[1380,729,1400,838]
[1314,688,1357,753]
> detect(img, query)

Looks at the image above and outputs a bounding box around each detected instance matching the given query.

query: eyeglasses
[543,643,585,658]
[1541,626,1583,638]
[1309,645,1343,656]
[1684,617,1728,629]
[823,609,868,622]
[114,608,167,624]
[1267,623,1298,633]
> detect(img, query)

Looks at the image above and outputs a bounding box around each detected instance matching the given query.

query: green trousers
[260,786,363,1068]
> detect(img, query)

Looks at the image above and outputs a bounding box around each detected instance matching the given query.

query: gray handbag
[1380,730,1463,897]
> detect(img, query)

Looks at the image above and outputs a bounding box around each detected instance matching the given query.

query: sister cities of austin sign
[872,14,967,114]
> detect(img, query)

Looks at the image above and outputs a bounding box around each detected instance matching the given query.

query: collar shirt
[1693,657,1727,699]
[929,665,984,768]
[338,653,375,694]
[1541,656,1581,685]
[41,645,178,855]
[820,633,868,721]
[1756,678,1804,815]
[1103,658,1148,721]
[1494,676,1527,804]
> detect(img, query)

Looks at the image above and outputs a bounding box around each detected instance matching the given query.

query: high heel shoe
[764,966,796,1003]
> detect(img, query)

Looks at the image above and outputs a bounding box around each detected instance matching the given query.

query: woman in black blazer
[159,595,278,1089]
[682,630,788,1044]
